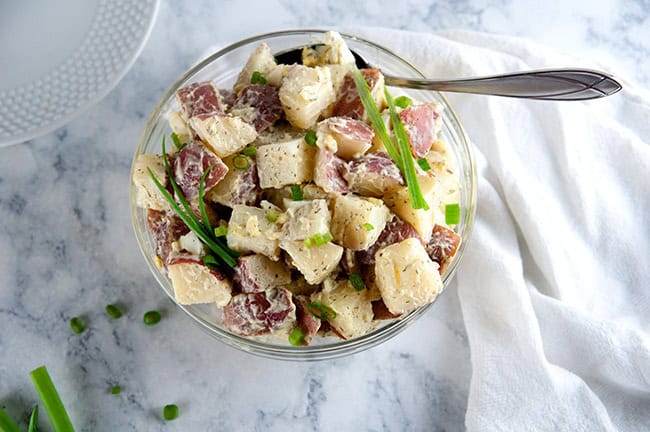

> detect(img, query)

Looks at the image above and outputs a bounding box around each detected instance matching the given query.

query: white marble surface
[0,1,648,431]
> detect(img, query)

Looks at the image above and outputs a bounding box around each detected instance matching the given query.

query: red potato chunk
[313,148,349,194]
[426,224,461,274]
[321,116,374,160]
[230,84,283,132]
[344,152,404,197]
[146,209,189,266]
[177,81,225,119]
[206,156,261,207]
[293,294,321,345]
[232,254,292,294]
[223,287,296,336]
[332,69,383,120]
[172,143,228,200]
[356,216,422,266]
[219,89,237,110]
[399,104,439,158]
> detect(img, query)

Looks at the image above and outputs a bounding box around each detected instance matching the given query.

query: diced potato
[189,115,257,158]
[227,205,281,260]
[256,137,315,188]
[205,154,259,207]
[301,31,356,66]
[310,279,374,339]
[279,65,336,129]
[316,117,374,160]
[132,154,171,212]
[168,111,191,147]
[253,124,303,146]
[168,261,232,306]
[280,240,343,285]
[171,231,205,257]
[383,175,438,242]
[374,237,442,315]
[330,194,391,251]
[233,43,279,94]
[234,254,292,293]
[284,276,320,296]
[282,199,331,240]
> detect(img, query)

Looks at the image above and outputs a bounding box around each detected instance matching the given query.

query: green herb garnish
[288,327,306,346]
[445,203,460,225]
[232,154,250,170]
[170,132,186,151]
[394,95,412,109]
[143,310,161,326]
[0,406,21,432]
[30,366,75,432]
[307,302,337,320]
[304,130,317,147]
[110,386,121,395]
[265,211,278,223]
[348,274,366,291]
[105,304,122,319]
[304,232,333,248]
[213,225,228,237]
[290,185,303,201]
[417,158,431,171]
[303,237,313,248]
[198,165,215,234]
[242,145,257,156]
[250,71,267,85]
[27,405,38,432]
[163,404,179,421]
[202,254,220,270]
[362,223,374,231]
[69,317,85,334]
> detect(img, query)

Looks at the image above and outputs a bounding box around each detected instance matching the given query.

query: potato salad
[133,31,462,345]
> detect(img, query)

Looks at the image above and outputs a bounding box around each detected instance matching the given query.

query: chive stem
[27,405,38,432]
[198,165,215,235]
[29,366,75,432]
[0,406,21,432]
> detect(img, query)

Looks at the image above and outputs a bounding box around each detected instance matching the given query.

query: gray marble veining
[1,1,647,431]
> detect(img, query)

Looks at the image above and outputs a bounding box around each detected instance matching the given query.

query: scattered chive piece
[163,404,179,421]
[202,254,220,270]
[198,165,215,234]
[232,154,250,170]
[29,365,75,432]
[0,406,21,432]
[288,327,306,346]
[303,237,314,248]
[242,145,257,156]
[385,88,429,210]
[445,203,461,225]
[362,223,374,231]
[143,310,161,326]
[213,225,228,237]
[307,302,337,320]
[304,130,317,147]
[170,132,186,151]
[69,317,85,334]
[349,274,366,291]
[27,405,38,432]
[105,304,123,319]
[394,95,413,109]
[417,158,431,171]
[313,232,333,246]
[110,386,121,395]
[265,211,278,223]
[250,71,267,85]
[290,185,303,201]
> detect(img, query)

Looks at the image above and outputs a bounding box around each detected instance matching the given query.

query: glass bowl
[130,29,477,361]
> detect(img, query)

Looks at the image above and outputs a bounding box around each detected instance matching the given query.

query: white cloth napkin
[347,27,650,431]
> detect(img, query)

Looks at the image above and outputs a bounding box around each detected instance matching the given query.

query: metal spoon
[275,46,622,101]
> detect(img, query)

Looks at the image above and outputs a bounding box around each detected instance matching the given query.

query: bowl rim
[130,29,477,361]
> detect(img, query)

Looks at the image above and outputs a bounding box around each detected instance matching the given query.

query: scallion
[203,254,220,270]
[288,327,306,346]
[303,237,314,248]
[27,405,38,432]
[29,365,75,432]
[250,71,267,85]
[213,225,228,237]
[349,274,366,291]
[394,95,412,109]
[69,317,85,334]
[265,211,278,223]
[232,154,250,170]
[290,185,303,201]
[110,386,121,395]
[307,302,337,320]
[314,232,333,246]
[304,130,317,147]
[242,145,257,156]
[143,310,161,326]
[170,132,186,151]
[445,203,461,225]
[362,223,374,231]
[163,404,179,421]
[198,165,215,234]
[105,304,122,319]
[417,158,431,171]
[0,406,21,432]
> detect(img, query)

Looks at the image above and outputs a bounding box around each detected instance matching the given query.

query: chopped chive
[304,130,317,147]
[394,95,412,109]
[417,158,431,171]
[163,404,179,421]
[385,88,429,210]
[29,365,75,432]
[313,232,333,246]
[170,132,186,151]
[27,405,38,432]
[288,327,306,346]
[265,211,278,223]
[349,274,366,291]
[303,237,314,248]
[242,145,257,156]
[198,165,215,236]
[69,317,85,334]
[250,71,267,85]
[0,406,21,432]
[362,223,374,231]
[213,225,228,237]
[110,386,121,395]
[307,301,337,320]
[445,203,461,225]
[143,310,161,326]
[290,185,303,201]
[202,254,221,270]
[105,304,123,319]
[232,154,250,170]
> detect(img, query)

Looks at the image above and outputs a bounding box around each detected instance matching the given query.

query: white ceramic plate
[0,0,159,147]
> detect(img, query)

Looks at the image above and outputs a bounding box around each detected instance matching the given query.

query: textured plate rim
[0,0,160,147]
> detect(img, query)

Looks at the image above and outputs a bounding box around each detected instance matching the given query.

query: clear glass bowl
[130,30,477,361]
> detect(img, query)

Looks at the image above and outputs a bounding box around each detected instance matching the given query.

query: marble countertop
[1,1,647,431]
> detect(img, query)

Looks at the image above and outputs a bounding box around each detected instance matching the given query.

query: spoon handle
[384,69,622,101]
